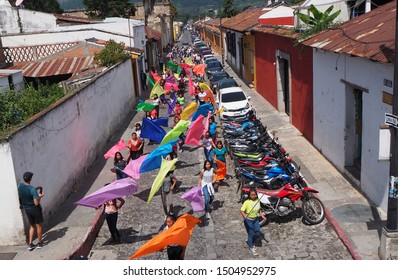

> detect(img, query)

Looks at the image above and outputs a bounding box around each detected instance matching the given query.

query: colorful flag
[215,160,226,181]
[167,61,179,72]
[204,111,211,137]
[140,117,166,143]
[104,139,126,159]
[152,117,169,127]
[150,82,164,99]
[128,214,200,259]
[166,94,178,115]
[147,75,155,87]
[139,140,178,174]
[150,71,161,83]
[198,82,211,91]
[185,57,194,66]
[200,90,215,105]
[160,120,190,145]
[147,157,178,204]
[185,115,205,146]
[181,187,205,212]
[188,74,195,96]
[180,102,198,120]
[136,101,155,112]
[164,82,179,92]
[192,103,214,121]
[192,64,206,76]
[75,178,139,208]
[122,155,148,179]
[165,75,176,84]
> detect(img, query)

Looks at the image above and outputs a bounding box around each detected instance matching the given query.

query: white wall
[2,23,146,51]
[0,59,137,245]
[0,0,57,34]
[0,143,25,244]
[313,50,392,211]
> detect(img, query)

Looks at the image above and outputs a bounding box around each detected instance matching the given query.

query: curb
[63,207,105,260]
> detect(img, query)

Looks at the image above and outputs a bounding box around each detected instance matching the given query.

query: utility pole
[386,0,398,231]
[379,0,398,260]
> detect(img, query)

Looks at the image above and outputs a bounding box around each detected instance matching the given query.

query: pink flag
[104,139,126,159]
[164,82,179,92]
[122,154,148,179]
[181,187,205,212]
[188,75,195,96]
[185,115,205,146]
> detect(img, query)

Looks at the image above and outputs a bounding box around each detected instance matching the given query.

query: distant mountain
[58,0,269,14]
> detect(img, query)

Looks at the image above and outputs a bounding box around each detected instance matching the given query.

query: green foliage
[83,0,136,19]
[221,0,238,18]
[94,40,130,67]
[297,4,341,39]
[0,84,64,133]
[24,0,63,13]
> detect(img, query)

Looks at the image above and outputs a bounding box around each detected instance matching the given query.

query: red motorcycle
[240,172,325,226]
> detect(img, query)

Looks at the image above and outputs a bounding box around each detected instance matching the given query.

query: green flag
[136,102,155,112]
[167,61,179,72]
[147,76,155,87]
[177,66,181,75]
[147,158,178,204]
[160,119,191,145]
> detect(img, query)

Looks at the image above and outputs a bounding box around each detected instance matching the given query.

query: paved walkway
[0,38,386,260]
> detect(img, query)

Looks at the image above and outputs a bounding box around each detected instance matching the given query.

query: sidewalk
[0,58,386,260]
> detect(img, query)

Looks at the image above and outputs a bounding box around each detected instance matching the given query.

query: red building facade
[253,27,314,142]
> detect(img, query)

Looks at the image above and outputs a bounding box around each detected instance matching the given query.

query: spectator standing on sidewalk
[141,70,148,90]
[18,172,45,251]
[240,188,267,256]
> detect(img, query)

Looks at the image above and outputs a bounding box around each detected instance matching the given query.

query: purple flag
[181,187,205,212]
[122,154,148,179]
[165,75,176,84]
[75,178,139,208]
[167,94,178,115]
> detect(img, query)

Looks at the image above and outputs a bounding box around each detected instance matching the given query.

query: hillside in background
[58,0,269,15]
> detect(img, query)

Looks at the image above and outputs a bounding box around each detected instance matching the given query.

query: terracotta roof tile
[302,1,395,63]
[222,7,265,32]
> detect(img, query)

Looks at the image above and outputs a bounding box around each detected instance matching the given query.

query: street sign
[385,113,398,128]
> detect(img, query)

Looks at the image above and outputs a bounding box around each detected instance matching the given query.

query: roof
[85,38,144,55]
[9,56,96,78]
[302,1,395,63]
[252,25,299,39]
[55,14,102,24]
[222,7,265,32]
[145,26,162,41]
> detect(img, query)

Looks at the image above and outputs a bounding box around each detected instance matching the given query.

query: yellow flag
[199,82,211,91]
[214,107,225,115]
[147,158,178,205]
[185,57,194,66]
[180,102,198,120]
[150,82,164,99]
[174,73,180,79]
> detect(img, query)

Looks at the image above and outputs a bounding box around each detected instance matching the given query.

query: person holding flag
[161,214,186,260]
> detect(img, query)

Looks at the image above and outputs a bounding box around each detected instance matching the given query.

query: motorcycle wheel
[301,197,325,225]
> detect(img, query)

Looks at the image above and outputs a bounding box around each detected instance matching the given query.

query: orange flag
[200,90,215,106]
[192,64,206,76]
[128,214,200,259]
[216,159,226,181]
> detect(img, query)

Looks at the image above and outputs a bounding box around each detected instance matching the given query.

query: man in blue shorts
[18,172,45,251]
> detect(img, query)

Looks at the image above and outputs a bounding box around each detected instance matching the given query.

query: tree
[83,0,136,19]
[94,40,130,67]
[297,4,341,38]
[221,0,238,18]
[24,0,63,13]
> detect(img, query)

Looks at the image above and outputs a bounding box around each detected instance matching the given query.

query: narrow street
[88,30,353,260]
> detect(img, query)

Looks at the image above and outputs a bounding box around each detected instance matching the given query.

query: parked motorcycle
[240,172,325,226]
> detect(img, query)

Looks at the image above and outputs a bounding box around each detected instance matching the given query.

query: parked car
[204,57,219,65]
[216,86,252,119]
[209,71,230,87]
[213,77,239,94]
[202,54,215,63]
[206,61,223,77]
[201,49,212,58]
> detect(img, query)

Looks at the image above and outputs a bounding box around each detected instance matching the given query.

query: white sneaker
[250,247,258,256]
[205,212,210,219]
